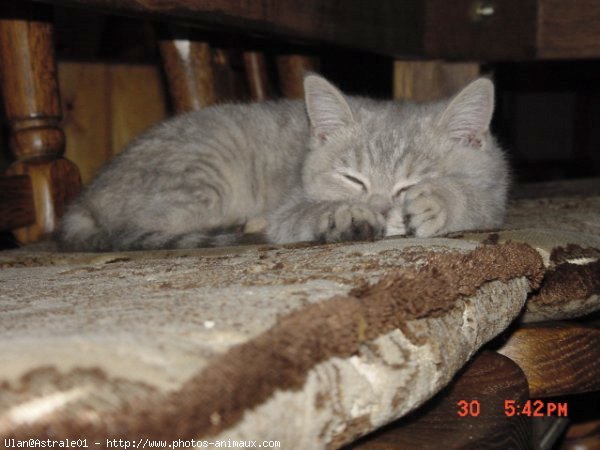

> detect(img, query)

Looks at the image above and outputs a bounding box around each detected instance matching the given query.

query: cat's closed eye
[392,180,417,198]
[393,186,409,198]
[337,171,369,193]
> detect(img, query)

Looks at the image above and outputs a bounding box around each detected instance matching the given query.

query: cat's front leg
[317,203,386,243]
[266,199,385,244]
[403,183,451,237]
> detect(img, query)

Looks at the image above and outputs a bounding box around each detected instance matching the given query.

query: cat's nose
[368,194,392,216]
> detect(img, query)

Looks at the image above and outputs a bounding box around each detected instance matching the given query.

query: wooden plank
[243,51,269,102]
[109,64,167,154]
[393,61,479,102]
[35,0,427,57]
[60,62,166,184]
[276,55,320,99]
[537,0,600,59]
[158,38,217,112]
[348,352,532,449]
[59,62,111,185]
[498,323,600,397]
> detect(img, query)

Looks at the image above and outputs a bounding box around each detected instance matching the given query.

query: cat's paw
[403,184,448,237]
[317,204,385,243]
[384,207,407,237]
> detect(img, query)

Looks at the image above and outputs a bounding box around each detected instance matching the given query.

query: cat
[56,74,509,252]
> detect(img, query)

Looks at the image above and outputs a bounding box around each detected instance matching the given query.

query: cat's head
[301,74,503,236]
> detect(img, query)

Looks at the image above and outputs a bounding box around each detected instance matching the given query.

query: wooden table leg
[0,2,81,243]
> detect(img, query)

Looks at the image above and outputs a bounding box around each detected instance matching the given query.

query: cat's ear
[439,78,494,148]
[304,74,354,143]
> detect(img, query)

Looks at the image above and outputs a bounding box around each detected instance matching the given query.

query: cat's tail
[56,205,266,252]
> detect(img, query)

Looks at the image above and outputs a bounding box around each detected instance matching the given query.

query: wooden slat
[243,51,269,101]
[0,174,35,230]
[158,38,216,112]
[109,64,167,151]
[498,323,600,398]
[348,352,531,449]
[393,61,479,102]
[211,47,241,103]
[59,62,111,185]
[60,62,167,184]
[537,0,600,59]
[276,55,319,99]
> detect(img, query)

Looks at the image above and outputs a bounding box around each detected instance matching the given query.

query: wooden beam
[537,0,600,59]
[31,0,600,60]
[34,0,427,57]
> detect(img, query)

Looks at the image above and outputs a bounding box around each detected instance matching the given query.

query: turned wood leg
[276,55,320,99]
[0,2,80,243]
[393,60,480,101]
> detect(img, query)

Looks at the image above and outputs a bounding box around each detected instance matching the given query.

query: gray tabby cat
[57,74,509,251]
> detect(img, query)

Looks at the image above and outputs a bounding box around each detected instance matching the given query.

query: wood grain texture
[537,0,600,58]
[498,323,600,397]
[393,61,479,102]
[109,64,167,152]
[348,352,531,450]
[0,174,35,230]
[59,62,111,185]
[5,159,80,242]
[276,55,319,99]
[59,62,167,184]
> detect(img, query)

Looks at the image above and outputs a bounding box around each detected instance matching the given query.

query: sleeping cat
[57,74,509,251]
